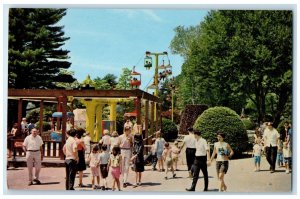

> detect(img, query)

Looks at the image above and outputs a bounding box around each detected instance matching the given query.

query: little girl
[277,139,284,167]
[252,137,263,171]
[88,145,101,189]
[99,145,110,190]
[108,146,122,191]
[171,141,180,171]
[162,142,176,180]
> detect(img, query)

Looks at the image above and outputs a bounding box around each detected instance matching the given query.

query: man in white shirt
[263,122,280,173]
[180,127,196,177]
[63,129,78,190]
[23,127,44,186]
[186,130,210,191]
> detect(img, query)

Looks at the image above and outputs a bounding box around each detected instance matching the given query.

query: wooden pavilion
[8,88,162,159]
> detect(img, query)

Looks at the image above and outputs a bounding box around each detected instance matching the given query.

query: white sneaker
[286,170,290,174]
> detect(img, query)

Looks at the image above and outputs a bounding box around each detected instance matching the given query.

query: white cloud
[110,9,163,23]
[142,10,163,23]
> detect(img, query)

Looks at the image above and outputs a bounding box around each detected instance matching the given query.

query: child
[171,141,180,171]
[99,129,111,152]
[99,145,110,190]
[155,131,166,172]
[88,145,101,189]
[252,137,263,171]
[110,131,120,152]
[283,132,292,174]
[277,139,284,167]
[162,142,176,179]
[150,138,158,171]
[108,146,122,191]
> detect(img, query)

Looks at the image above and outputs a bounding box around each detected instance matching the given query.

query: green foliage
[9,8,75,88]
[161,118,178,141]
[35,121,51,131]
[116,68,132,90]
[241,118,255,130]
[277,119,291,132]
[170,10,292,126]
[193,106,248,155]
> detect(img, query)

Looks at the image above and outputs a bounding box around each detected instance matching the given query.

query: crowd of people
[8,117,292,192]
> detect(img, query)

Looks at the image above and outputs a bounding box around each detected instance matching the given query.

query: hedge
[193,106,248,155]
[162,118,178,141]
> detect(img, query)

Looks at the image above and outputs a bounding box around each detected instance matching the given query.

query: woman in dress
[75,128,86,187]
[131,134,144,187]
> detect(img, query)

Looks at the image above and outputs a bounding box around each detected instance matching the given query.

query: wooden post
[60,96,67,160]
[155,103,159,131]
[159,103,162,130]
[136,97,141,125]
[150,101,155,137]
[17,99,22,136]
[39,100,44,135]
[56,97,62,130]
[144,100,149,147]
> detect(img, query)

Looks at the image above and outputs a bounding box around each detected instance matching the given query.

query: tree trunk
[273,88,290,128]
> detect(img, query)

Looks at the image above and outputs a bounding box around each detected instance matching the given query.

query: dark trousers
[265,146,278,171]
[186,148,196,171]
[65,159,77,190]
[190,156,208,190]
[152,153,158,169]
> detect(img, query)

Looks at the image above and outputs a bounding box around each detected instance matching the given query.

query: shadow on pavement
[7,168,24,171]
[39,182,60,185]
[140,182,161,187]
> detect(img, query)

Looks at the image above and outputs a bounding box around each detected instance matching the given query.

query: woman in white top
[210,131,234,192]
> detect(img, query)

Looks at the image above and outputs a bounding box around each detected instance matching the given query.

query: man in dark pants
[263,122,280,173]
[180,127,196,178]
[63,129,78,190]
[186,130,211,191]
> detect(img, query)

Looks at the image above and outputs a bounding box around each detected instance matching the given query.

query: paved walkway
[6,156,292,193]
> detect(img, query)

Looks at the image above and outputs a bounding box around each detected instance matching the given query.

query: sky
[59,9,208,90]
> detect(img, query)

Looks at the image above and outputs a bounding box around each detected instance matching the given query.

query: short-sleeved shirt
[99,152,110,165]
[253,144,262,156]
[183,134,196,149]
[155,138,166,152]
[89,152,101,167]
[171,146,180,158]
[64,136,78,160]
[76,138,85,151]
[110,137,120,149]
[100,135,111,146]
[119,134,133,149]
[263,128,280,147]
[195,137,209,156]
[23,134,43,150]
[214,142,230,161]
[110,154,121,167]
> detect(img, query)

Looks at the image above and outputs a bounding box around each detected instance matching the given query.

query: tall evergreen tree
[9,8,75,88]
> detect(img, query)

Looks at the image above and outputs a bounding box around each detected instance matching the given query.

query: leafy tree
[170,11,292,126]
[116,68,131,90]
[93,76,111,89]
[93,73,118,90]
[102,74,118,88]
[9,8,75,88]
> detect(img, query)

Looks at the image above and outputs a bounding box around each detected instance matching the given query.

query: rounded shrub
[241,118,255,130]
[162,118,178,141]
[193,106,248,155]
